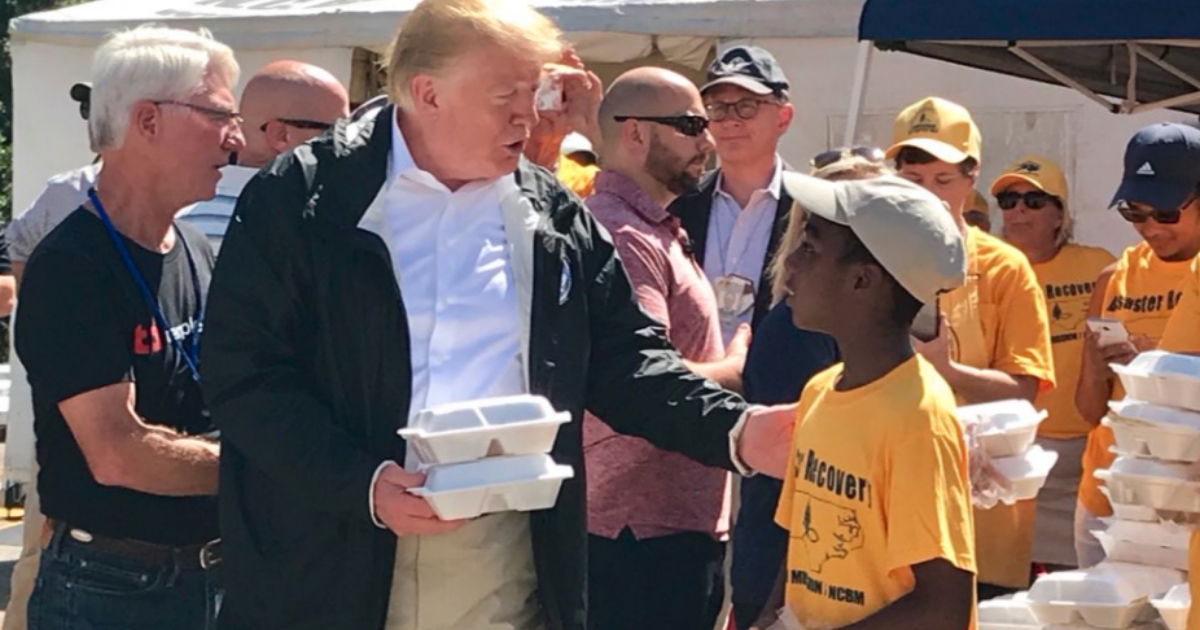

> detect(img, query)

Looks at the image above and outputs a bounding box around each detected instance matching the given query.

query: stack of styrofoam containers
[397,395,574,521]
[956,399,1059,505]
[1041,348,1200,628]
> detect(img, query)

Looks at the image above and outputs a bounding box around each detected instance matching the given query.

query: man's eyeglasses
[704,97,776,123]
[612,115,709,137]
[810,146,885,170]
[1114,199,1191,225]
[997,190,1062,211]
[262,118,335,133]
[154,101,244,127]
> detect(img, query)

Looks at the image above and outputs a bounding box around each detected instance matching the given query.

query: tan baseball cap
[968,189,990,213]
[990,154,1069,206]
[781,172,966,304]
[886,96,982,165]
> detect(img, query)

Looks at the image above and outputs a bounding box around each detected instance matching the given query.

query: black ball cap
[702,45,789,97]
[70,82,91,120]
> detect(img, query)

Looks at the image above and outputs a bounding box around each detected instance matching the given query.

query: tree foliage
[0,0,90,222]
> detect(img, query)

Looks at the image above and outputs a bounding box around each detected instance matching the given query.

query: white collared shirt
[381,117,526,433]
[702,156,783,343]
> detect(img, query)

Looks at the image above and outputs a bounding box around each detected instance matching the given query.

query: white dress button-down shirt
[702,157,783,343]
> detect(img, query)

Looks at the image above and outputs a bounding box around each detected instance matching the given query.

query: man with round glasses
[1074,122,1200,568]
[992,154,1114,573]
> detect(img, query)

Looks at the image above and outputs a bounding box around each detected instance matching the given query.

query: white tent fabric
[10,0,862,55]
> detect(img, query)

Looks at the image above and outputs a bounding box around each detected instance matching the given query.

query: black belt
[51,521,220,571]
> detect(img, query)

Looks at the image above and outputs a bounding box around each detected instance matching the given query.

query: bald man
[238,60,350,168]
[177,60,348,252]
[583,67,746,630]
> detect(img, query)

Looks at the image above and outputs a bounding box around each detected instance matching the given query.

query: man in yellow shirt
[754,172,975,630]
[887,97,1055,594]
[992,155,1116,570]
[965,189,992,233]
[1075,123,1200,568]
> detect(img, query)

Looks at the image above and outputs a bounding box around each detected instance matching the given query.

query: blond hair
[385,0,563,109]
[770,156,894,303]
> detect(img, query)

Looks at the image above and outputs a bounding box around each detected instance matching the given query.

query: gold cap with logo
[886,96,982,165]
[989,154,1069,206]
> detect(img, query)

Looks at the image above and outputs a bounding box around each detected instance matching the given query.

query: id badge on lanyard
[87,189,204,382]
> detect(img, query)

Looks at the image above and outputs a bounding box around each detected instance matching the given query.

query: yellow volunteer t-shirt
[1032,244,1117,438]
[1078,241,1191,518]
[557,155,599,199]
[1156,258,1200,630]
[776,357,976,630]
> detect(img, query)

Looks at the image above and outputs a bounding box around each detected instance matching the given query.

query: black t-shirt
[15,208,218,545]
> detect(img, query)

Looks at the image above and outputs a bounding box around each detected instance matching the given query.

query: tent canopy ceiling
[11,0,863,53]
[859,0,1200,115]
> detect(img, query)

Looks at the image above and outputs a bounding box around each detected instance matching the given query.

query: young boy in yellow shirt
[755,173,977,630]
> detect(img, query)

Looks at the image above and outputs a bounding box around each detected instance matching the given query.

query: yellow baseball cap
[968,189,989,213]
[886,97,982,165]
[989,154,1069,206]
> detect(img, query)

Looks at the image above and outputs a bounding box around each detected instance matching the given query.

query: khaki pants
[385,511,543,630]
[4,464,42,630]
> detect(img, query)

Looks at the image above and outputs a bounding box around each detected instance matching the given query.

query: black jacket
[200,106,747,630]
[669,168,793,330]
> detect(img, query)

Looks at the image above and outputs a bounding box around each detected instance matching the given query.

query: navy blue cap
[1111,122,1200,211]
[702,45,789,96]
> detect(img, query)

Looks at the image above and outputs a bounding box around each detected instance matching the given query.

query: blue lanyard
[87,188,204,382]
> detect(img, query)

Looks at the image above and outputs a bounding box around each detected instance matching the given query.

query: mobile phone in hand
[1086,317,1130,347]
[912,297,941,343]
[535,75,564,112]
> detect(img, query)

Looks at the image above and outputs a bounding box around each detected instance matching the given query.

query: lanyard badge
[87,189,204,382]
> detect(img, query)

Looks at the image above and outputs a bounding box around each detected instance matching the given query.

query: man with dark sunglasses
[585,66,744,630]
[1074,122,1200,568]
[992,155,1115,574]
[177,60,348,252]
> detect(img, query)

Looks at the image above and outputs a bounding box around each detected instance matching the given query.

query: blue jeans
[27,527,220,630]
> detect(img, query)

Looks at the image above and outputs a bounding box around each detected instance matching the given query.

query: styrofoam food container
[957,400,1047,458]
[1113,351,1200,411]
[399,395,570,466]
[1101,486,1200,525]
[1110,399,1200,433]
[1026,562,1184,629]
[408,454,574,520]
[978,592,1042,628]
[1104,414,1200,463]
[1100,518,1192,548]
[991,445,1059,502]
[1095,532,1189,571]
[1151,583,1190,630]
[1097,456,1200,514]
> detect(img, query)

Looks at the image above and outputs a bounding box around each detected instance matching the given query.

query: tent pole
[843,40,873,148]
[1125,44,1138,110]
[1010,46,1117,112]
[1130,90,1200,114]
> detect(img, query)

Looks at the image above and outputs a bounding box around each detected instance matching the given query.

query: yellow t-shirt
[556,155,599,199]
[1032,244,1117,438]
[1156,259,1200,630]
[945,229,1056,392]
[1078,241,1191,517]
[776,357,976,630]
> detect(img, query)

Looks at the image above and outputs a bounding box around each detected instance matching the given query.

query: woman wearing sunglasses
[992,155,1115,573]
[1074,122,1200,569]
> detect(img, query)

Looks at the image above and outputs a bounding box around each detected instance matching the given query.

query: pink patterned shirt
[584,170,731,540]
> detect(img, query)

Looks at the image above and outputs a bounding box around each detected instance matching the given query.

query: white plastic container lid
[1109,399,1200,433]
[1107,455,1200,482]
[993,445,1059,483]
[1127,350,1200,378]
[1151,583,1191,630]
[1100,518,1192,549]
[399,395,571,467]
[1026,562,1184,605]
[978,593,1040,625]
[957,399,1047,433]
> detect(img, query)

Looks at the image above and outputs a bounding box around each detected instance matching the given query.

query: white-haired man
[14,26,244,630]
[200,1,792,629]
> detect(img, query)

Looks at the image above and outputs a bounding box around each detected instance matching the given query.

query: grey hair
[90,25,239,150]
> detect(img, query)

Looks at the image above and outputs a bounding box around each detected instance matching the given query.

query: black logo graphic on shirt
[1107,290,1182,315]
[802,449,873,506]
[795,493,865,574]
[1044,281,1095,339]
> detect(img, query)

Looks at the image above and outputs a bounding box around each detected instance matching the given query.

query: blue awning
[858,0,1200,114]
